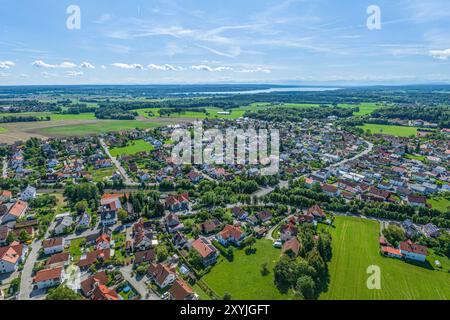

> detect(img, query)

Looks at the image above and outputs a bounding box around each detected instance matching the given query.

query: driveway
[120,265,160,300]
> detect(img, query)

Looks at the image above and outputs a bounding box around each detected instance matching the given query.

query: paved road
[331,140,374,168]
[120,265,160,300]
[99,138,137,186]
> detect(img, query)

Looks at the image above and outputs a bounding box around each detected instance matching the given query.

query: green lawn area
[201,239,294,300]
[0,127,7,133]
[91,167,115,182]
[110,139,154,157]
[405,154,427,162]
[137,107,245,119]
[428,197,450,213]
[320,216,450,300]
[358,123,418,137]
[69,238,86,263]
[192,284,212,300]
[37,120,168,136]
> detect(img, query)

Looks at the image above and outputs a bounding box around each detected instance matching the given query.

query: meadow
[428,197,450,213]
[110,139,155,157]
[320,216,450,300]
[201,239,294,300]
[358,123,418,137]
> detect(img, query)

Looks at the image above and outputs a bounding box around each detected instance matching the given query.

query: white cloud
[101,65,107,69]
[111,63,144,70]
[0,61,15,69]
[191,65,233,72]
[32,60,77,69]
[66,71,84,77]
[235,67,271,74]
[429,49,450,60]
[147,64,184,71]
[80,62,95,69]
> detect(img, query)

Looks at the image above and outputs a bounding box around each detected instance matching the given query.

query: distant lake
[173,87,342,95]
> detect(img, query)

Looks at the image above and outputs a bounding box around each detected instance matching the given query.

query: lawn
[340,103,383,116]
[0,111,96,121]
[428,197,450,213]
[137,107,245,119]
[110,139,155,157]
[0,127,7,133]
[69,237,86,263]
[201,239,294,300]
[358,124,418,137]
[91,167,115,182]
[37,120,168,136]
[320,216,450,300]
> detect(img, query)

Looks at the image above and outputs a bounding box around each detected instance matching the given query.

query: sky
[1,0,450,85]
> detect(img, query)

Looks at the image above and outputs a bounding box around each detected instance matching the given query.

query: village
[0,116,449,300]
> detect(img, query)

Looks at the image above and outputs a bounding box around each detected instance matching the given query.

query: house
[280,224,298,242]
[199,219,221,235]
[380,246,403,259]
[407,195,427,207]
[166,214,184,233]
[96,234,111,250]
[0,226,9,246]
[282,237,301,257]
[322,184,339,197]
[245,215,259,225]
[186,171,203,183]
[169,278,197,300]
[399,240,428,262]
[20,186,36,201]
[98,194,122,226]
[307,205,326,221]
[53,216,74,235]
[77,212,91,230]
[2,200,28,223]
[0,241,26,274]
[191,237,218,266]
[134,249,156,265]
[91,284,120,300]
[80,271,108,297]
[422,223,440,238]
[231,207,248,220]
[173,231,189,249]
[78,249,111,269]
[0,190,12,203]
[42,238,64,255]
[100,211,117,227]
[148,263,176,288]
[257,210,272,223]
[33,266,65,290]
[165,194,190,212]
[217,225,245,247]
[45,252,70,268]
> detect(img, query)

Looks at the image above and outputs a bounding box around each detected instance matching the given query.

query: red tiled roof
[8,200,28,218]
[169,278,194,300]
[34,267,63,283]
[192,238,217,259]
[219,225,244,241]
[400,240,428,256]
[42,237,63,248]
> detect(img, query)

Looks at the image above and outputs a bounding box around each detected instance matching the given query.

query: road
[99,138,138,186]
[120,265,160,300]
[330,140,374,168]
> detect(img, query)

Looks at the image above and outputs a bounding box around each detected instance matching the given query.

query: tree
[382,225,406,247]
[188,250,203,270]
[118,208,128,222]
[260,262,270,276]
[296,275,316,300]
[18,229,31,243]
[46,286,82,300]
[156,245,169,262]
[223,293,232,300]
[75,200,88,214]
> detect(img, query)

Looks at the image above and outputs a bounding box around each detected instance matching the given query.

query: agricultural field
[34,120,169,137]
[201,240,294,300]
[340,103,383,116]
[0,112,96,121]
[358,123,418,137]
[136,107,245,119]
[110,139,155,157]
[320,216,450,300]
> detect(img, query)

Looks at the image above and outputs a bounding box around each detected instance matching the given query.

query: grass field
[320,216,450,300]
[358,124,418,137]
[110,139,154,157]
[428,197,450,213]
[0,112,96,121]
[0,127,7,133]
[36,120,168,136]
[340,103,383,116]
[137,107,245,119]
[201,240,294,300]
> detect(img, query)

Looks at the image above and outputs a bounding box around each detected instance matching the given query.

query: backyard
[110,139,155,157]
[201,239,294,300]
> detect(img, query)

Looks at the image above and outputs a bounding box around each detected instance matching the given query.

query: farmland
[358,123,418,137]
[320,216,450,300]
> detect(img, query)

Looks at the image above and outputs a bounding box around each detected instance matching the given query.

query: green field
[340,103,383,116]
[358,124,418,137]
[110,139,155,157]
[37,120,168,136]
[137,107,245,119]
[0,112,96,121]
[202,240,294,300]
[0,127,7,133]
[428,197,450,213]
[320,216,450,300]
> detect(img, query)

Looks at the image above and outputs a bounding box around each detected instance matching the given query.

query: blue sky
[1,0,450,85]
